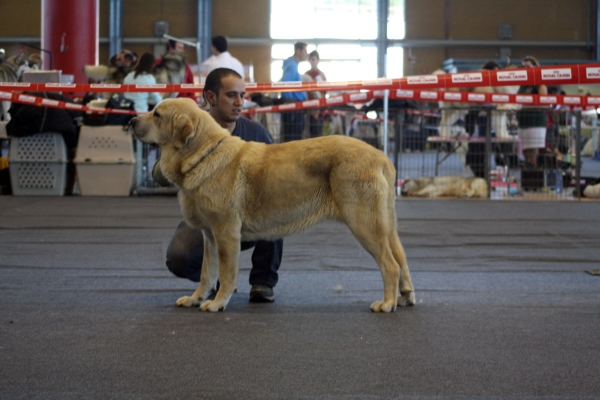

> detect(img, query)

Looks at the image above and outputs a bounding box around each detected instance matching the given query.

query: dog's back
[203,135,397,241]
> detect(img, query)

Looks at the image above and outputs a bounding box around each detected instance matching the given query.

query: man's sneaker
[249,284,275,303]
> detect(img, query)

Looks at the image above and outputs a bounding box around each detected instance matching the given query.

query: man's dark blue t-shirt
[233,116,273,144]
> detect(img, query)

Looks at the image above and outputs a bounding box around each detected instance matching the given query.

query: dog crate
[74,125,136,196]
[9,132,68,196]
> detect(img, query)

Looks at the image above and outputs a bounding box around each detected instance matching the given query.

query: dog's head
[400,179,418,196]
[130,98,206,149]
[3,55,25,70]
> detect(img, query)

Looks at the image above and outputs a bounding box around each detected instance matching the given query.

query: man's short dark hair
[212,36,228,53]
[294,42,307,53]
[203,67,242,104]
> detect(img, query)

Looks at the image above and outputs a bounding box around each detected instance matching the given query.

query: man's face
[208,75,246,124]
[522,60,534,68]
[309,55,319,69]
[299,46,308,62]
[115,51,131,67]
[175,42,185,54]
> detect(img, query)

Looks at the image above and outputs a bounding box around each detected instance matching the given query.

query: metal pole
[383,89,389,155]
[485,108,492,198]
[109,0,123,58]
[575,111,582,199]
[394,111,403,196]
[377,0,389,78]
[198,0,212,63]
[597,0,600,60]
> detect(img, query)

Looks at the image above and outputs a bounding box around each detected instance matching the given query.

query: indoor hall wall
[404,0,593,75]
[0,0,271,83]
[212,0,271,83]
[0,0,41,59]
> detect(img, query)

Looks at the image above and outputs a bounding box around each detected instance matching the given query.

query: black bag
[84,93,135,126]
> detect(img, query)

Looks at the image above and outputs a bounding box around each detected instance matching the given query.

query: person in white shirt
[123,52,163,113]
[200,36,245,80]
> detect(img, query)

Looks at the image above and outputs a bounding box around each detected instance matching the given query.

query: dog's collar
[184,137,227,173]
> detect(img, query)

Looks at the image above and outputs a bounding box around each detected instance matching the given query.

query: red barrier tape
[2,87,598,116]
[0,91,141,115]
[1,63,600,94]
[385,89,599,110]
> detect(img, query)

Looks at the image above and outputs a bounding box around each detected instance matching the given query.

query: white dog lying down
[130,98,415,313]
[401,176,488,198]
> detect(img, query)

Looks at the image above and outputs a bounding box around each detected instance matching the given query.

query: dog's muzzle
[129,118,145,139]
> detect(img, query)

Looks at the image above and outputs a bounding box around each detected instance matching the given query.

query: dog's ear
[172,113,196,149]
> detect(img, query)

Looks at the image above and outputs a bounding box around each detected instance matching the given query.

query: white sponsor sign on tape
[443,92,462,101]
[90,84,121,89]
[586,67,600,80]
[326,96,344,104]
[541,68,572,81]
[407,75,438,85]
[18,95,36,103]
[181,84,205,89]
[516,95,534,103]
[491,94,509,102]
[496,70,528,82]
[272,81,303,88]
[563,96,581,104]
[587,96,600,104]
[539,96,558,104]
[395,90,414,98]
[41,99,60,106]
[451,72,483,83]
[349,93,368,101]
[420,91,438,99]
[302,100,320,107]
[467,93,485,102]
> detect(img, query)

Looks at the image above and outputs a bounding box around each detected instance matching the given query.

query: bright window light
[270,0,378,40]
[270,0,405,82]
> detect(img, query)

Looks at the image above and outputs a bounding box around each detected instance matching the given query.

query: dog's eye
[154,111,161,118]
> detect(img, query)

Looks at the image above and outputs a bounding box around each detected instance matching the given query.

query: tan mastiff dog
[401,176,489,198]
[130,98,415,312]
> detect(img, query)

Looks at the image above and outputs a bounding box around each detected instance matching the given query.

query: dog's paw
[398,291,416,307]
[199,299,226,312]
[370,300,397,313]
[175,296,200,307]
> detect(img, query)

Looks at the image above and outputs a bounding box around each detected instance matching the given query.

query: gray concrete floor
[1,196,599,399]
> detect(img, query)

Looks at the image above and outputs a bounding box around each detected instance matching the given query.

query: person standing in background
[200,36,245,80]
[280,42,308,141]
[155,40,195,100]
[305,50,326,84]
[517,55,548,168]
[304,50,326,137]
[123,52,163,113]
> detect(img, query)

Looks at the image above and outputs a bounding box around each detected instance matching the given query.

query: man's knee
[166,247,201,282]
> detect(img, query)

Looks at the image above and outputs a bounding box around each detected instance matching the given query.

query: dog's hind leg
[343,207,400,313]
[390,233,415,307]
[199,223,241,312]
[175,229,219,308]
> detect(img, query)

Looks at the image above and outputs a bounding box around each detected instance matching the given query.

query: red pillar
[41,0,98,84]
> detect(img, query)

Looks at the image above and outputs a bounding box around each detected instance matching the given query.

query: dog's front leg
[175,229,219,307]
[200,224,241,312]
